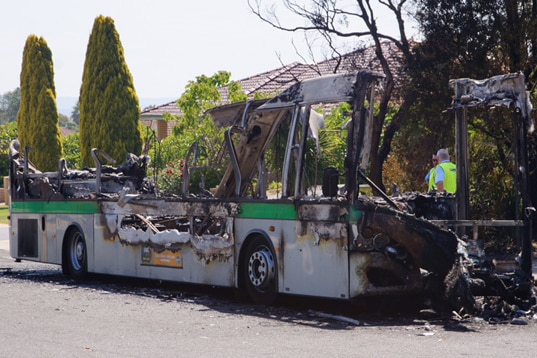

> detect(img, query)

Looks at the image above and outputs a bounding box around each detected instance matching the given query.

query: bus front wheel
[63,228,88,279]
[242,236,278,305]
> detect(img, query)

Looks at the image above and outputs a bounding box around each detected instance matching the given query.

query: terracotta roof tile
[60,127,76,136]
[140,101,180,116]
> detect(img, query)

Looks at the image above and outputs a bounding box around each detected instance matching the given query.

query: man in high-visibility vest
[424,154,438,192]
[435,148,456,193]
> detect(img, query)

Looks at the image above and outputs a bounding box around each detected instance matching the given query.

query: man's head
[436,148,450,161]
[432,154,438,166]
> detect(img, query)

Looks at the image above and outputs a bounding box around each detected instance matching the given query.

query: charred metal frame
[448,73,534,275]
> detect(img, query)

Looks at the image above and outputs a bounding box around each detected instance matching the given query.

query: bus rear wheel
[63,228,88,279]
[242,236,278,305]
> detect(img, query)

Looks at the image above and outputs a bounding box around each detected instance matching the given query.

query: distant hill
[56,96,176,117]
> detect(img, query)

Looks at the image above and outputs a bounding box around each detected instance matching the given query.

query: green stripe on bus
[10,201,100,214]
[238,202,297,220]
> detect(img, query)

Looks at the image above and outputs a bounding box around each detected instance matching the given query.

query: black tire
[242,236,278,305]
[63,228,88,279]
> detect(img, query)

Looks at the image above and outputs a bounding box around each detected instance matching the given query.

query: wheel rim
[70,232,85,272]
[247,246,275,290]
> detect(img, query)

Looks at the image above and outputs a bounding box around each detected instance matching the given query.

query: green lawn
[0,205,9,225]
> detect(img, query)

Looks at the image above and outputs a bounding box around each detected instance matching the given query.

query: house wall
[141,119,178,140]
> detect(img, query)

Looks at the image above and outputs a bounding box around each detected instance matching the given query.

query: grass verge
[0,205,9,225]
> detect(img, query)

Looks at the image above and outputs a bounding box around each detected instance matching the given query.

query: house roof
[60,127,76,136]
[239,62,316,95]
[235,41,404,98]
[140,41,405,119]
[140,101,180,117]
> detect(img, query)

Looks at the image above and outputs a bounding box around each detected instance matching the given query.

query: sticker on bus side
[141,247,183,269]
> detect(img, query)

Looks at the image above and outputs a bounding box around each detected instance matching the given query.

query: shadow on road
[1,262,470,331]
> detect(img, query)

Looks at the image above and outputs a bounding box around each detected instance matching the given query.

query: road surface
[1,224,537,357]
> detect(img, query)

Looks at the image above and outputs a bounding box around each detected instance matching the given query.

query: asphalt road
[1,225,537,357]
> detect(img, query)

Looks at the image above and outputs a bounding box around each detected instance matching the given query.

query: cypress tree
[17,35,62,171]
[79,15,142,167]
[32,88,63,170]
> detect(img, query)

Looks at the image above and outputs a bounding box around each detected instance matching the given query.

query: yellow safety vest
[437,162,457,193]
[427,167,437,192]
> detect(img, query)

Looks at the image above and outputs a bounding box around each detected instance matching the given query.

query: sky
[0,1,408,113]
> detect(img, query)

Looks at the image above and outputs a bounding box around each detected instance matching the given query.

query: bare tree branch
[247,0,416,189]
